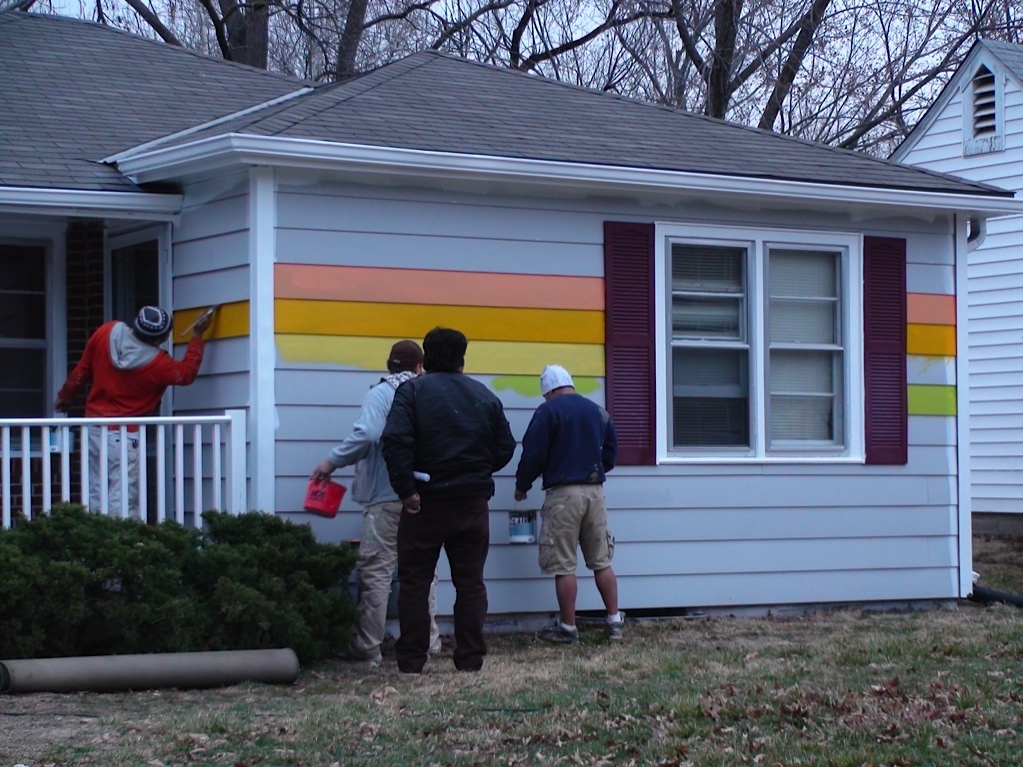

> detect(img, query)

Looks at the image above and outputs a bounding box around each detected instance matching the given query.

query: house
[891,40,1023,533]
[3,11,1020,618]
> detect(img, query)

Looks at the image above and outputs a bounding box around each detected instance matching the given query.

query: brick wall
[64,221,105,415]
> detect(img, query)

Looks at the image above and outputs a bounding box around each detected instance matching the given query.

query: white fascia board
[117,133,1023,217]
[0,186,183,219]
[102,87,314,164]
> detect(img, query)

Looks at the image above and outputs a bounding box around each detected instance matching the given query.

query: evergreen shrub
[0,505,357,663]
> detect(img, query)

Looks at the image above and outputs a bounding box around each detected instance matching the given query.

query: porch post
[248,167,276,514]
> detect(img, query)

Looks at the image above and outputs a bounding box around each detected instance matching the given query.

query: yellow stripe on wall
[274,299,604,345]
[173,301,249,343]
[907,384,957,416]
[907,323,955,357]
[276,335,605,376]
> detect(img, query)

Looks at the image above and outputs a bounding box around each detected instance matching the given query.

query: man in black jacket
[382,327,516,674]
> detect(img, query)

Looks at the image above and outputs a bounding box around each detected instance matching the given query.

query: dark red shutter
[604,221,656,466]
[863,236,907,465]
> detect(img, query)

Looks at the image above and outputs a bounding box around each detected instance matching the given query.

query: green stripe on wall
[907,384,956,416]
[491,375,601,397]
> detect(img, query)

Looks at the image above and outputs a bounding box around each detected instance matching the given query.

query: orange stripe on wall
[907,293,955,325]
[275,264,604,310]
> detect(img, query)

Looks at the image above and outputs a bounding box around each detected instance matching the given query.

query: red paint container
[303,479,346,517]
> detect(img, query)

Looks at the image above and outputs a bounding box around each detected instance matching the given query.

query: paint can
[508,510,536,544]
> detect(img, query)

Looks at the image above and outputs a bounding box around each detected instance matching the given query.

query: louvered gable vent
[973,65,997,137]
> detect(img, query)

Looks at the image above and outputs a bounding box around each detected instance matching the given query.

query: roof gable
[891,39,1023,163]
[0,11,305,192]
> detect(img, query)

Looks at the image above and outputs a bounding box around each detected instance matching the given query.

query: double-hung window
[0,244,48,417]
[656,223,862,461]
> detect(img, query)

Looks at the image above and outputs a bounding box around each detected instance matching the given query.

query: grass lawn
[2,535,1023,766]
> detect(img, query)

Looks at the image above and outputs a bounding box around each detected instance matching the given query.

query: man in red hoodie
[55,306,213,519]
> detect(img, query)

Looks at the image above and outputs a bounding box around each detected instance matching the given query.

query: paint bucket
[508,510,537,544]
[303,479,346,517]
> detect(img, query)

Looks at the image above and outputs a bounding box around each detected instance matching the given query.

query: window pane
[768,248,843,448]
[770,350,832,393]
[672,244,744,292]
[0,294,46,339]
[675,398,749,446]
[672,296,742,339]
[0,348,45,417]
[0,246,45,291]
[672,347,749,447]
[770,299,836,344]
[769,249,837,297]
[771,396,834,441]
[769,350,842,443]
[112,240,160,324]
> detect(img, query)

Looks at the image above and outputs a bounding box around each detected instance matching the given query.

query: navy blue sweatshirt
[515,392,617,492]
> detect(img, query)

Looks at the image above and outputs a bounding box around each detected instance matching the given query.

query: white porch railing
[0,410,247,529]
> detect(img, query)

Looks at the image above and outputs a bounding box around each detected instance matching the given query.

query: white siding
[273,175,961,616]
[172,172,253,509]
[173,172,251,416]
[900,64,1023,516]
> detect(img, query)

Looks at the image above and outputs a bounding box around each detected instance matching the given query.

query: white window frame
[654,221,864,464]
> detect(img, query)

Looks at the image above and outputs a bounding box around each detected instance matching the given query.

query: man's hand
[191,310,215,339]
[311,460,334,483]
[54,397,71,413]
[402,492,421,514]
[514,488,528,502]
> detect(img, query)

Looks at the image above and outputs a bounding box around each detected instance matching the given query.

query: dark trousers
[396,496,490,673]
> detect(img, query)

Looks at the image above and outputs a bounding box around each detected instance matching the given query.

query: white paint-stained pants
[349,500,441,661]
[88,428,141,520]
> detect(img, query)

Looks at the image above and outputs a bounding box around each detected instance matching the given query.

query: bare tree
[42,0,1023,155]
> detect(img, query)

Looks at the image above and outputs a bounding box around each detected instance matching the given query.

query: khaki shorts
[537,484,615,576]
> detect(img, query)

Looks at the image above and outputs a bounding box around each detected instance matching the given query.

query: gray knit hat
[133,306,171,341]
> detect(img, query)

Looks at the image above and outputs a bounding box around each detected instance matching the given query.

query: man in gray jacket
[312,340,441,666]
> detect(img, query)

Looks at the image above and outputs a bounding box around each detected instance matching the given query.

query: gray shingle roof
[978,39,1023,85]
[1,13,1009,199]
[0,11,304,192]
[156,50,1009,198]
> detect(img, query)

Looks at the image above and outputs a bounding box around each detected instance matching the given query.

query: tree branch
[430,0,517,51]
[123,0,183,46]
[196,0,232,59]
[758,0,832,131]
[519,5,669,72]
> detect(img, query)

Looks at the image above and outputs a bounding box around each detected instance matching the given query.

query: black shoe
[535,626,580,644]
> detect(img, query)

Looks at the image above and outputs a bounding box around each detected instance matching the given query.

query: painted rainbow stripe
[275,263,604,310]
[273,264,606,397]
[174,281,959,414]
[906,292,956,417]
[173,301,249,341]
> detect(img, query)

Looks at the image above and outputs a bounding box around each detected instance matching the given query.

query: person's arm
[311,386,386,481]
[148,336,206,387]
[55,329,99,411]
[382,381,419,504]
[514,408,548,499]
[602,410,618,473]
